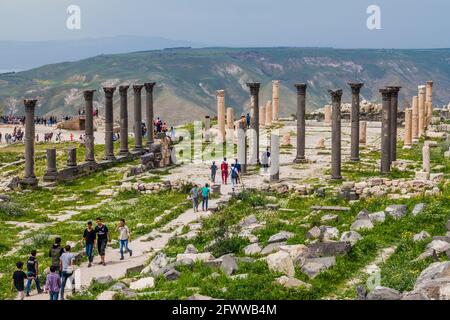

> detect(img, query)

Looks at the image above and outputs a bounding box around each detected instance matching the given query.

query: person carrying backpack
[25,250,43,296]
[230,164,240,190]
[48,237,64,274]
[210,161,218,182]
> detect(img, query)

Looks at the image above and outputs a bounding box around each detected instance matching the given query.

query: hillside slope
[1,47,450,125]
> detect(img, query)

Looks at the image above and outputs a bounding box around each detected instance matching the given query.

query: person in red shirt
[221,158,229,184]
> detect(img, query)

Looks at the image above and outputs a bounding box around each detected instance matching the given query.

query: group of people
[35,116,57,126]
[189,183,211,212]
[1,126,23,144]
[211,158,242,189]
[12,217,133,301]
[0,115,25,125]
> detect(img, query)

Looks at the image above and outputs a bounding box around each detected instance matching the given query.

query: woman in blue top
[201,183,210,211]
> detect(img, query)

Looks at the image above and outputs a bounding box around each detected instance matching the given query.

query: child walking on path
[12,261,27,300]
[45,266,61,301]
[118,218,133,260]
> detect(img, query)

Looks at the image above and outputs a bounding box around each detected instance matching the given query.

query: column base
[43,171,58,182]
[20,176,38,187]
[119,150,130,156]
[103,155,116,161]
[293,157,307,164]
[331,175,342,180]
[350,157,360,162]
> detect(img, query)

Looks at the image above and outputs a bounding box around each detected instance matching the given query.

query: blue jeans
[192,198,199,212]
[119,239,132,258]
[85,243,94,262]
[60,271,73,299]
[49,292,59,300]
[25,272,41,295]
[202,197,209,211]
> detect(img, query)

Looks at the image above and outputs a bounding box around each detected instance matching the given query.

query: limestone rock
[351,219,374,231]
[164,269,180,281]
[413,231,431,242]
[150,252,168,273]
[268,231,294,244]
[130,277,155,290]
[274,276,312,289]
[340,231,362,246]
[305,226,321,239]
[261,242,286,255]
[97,290,117,300]
[184,244,198,254]
[369,211,386,223]
[385,204,407,219]
[321,214,339,223]
[301,257,336,278]
[321,226,340,241]
[412,203,426,216]
[356,209,370,220]
[176,252,215,263]
[367,286,402,300]
[187,294,216,300]
[279,244,308,261]
[220,255,238,276]
[306,242,351,258]
[413,261,450,299]
[239,215,258,228]
[426,240,450,253]
[94,275,113,284]
[243,243,262,255]
[266,251,295,277]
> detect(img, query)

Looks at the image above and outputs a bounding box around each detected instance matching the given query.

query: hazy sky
[1,0,449,48]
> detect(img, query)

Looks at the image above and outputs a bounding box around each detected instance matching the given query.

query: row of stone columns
[24,82,156,185]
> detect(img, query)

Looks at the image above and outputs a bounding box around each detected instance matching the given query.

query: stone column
[118,85,129,156]
[359,121,367,144]
[418,85,426,136]
[324,105,332,124]
[380,88,392,174]
[412,96,419,141]
[132,85,144,151]
[226,107,234,129]
[349,83,364,161]
[387,86,401,163]
[103,87,116,160]
[404,108,412,148]
[272,80,280,121]
[423,144,430,173]
[44,148,57,181]
[294,83,307,163]
[144,82,156,146]
[265,100,272,124]
[247,82,261,164]
[426,81,433,126]
[259,106,266,126]
[204,115,211,142]
[216,90,226,141]
[23,99,38,186]
[83,90,96,162]
[237,120,247,174]
[66,147,77,167]
[329,90,343,180]
[269,133,280,182]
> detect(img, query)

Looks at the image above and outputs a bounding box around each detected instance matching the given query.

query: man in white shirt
[118,218,133,260]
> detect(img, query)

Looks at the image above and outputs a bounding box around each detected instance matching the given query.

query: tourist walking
[48,237,64,274]
[82,221,96,267]
[118,218,133,260]
[45,266,61,301]
[95,218,110,266]
[201,183,210,211]
[234,159,242,184]
[59,245,76,300]
[210,161,218,182]
[190,184,199,212]
[246,113,251,127]
[230,163,240,190]
[261,147,271,173]
[12,262,27,300]
[221,158,229,185]
[25,250,43,296]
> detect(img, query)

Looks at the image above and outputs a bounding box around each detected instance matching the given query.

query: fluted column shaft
[23,99,38,185]
[294,83,307,163]
[103,87,116,160]
[329,90,343,180]
[380,88,392,174]
[118,86,129,155]
[83,90,96,162]
[247,82,261,164]
[133,85,143,151]
[144,82,156,145]
[387,86,401,163]
[349,83,364,161]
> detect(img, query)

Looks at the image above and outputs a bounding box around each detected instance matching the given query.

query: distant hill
[1,47,450,125]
